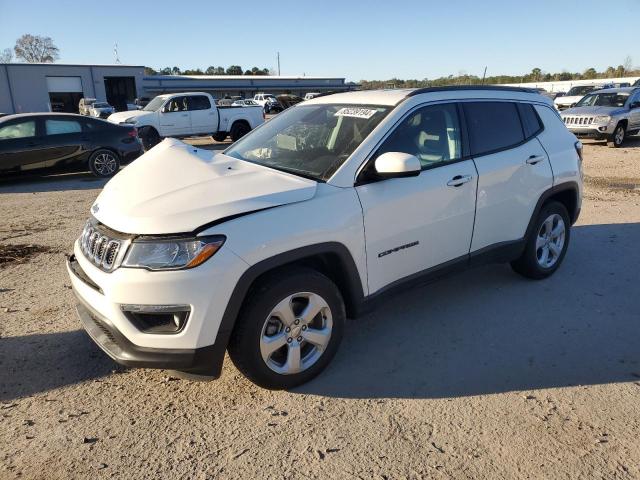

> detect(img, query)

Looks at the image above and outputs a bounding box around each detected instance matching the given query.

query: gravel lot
[1,137,639,479]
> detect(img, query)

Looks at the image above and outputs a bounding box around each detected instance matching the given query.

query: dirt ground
[1,136,639,480]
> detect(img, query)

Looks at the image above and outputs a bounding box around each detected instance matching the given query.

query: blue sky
[1,0,638,81]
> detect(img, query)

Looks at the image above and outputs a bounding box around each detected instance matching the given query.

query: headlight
[124,117,138,124]
[122,236,225,270]
[592,115,611,125]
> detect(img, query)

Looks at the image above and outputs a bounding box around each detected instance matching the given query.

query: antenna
[277,52,281,76]
[113,43,121,64]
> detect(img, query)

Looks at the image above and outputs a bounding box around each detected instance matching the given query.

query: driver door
[159,96,191,136]
[355,103,477,294]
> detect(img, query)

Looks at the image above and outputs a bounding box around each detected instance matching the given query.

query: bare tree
[623,56,632,74]
[14,34,59,63]
[0,48,13,63]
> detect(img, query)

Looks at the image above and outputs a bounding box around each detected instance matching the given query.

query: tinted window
[378,103,462,168]
[45,119,82,135]
[188,95,211,111]
[463,102,524,156]
[0,120,36,139]
[517,103,543,138]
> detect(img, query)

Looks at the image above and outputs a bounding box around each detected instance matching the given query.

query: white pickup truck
[107,92,264,148]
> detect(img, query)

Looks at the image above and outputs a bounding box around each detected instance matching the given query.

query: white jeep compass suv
[67,86,583,389]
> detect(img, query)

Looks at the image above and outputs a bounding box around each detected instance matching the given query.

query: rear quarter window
[463,102,524,156]
[517,103,543,138]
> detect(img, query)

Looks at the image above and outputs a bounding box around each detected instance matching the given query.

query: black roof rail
[406,85,539,97]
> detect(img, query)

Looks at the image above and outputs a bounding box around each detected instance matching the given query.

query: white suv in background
[67,87,583,389]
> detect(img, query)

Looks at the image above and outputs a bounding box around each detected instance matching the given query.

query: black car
[0,113,143,178]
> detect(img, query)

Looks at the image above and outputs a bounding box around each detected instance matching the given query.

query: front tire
[607,123,625,148]
[139,126,161,150]
[88,149,120,178]
[510,201,571,279]
[228,268,346,389]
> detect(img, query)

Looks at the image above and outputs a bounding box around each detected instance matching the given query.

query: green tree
[171,66,181,75]
[582,68,597,79]
[226,65,243,75]
[144,66,157,75]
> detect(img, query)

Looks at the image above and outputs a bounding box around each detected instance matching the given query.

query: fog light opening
[120,304,191,334]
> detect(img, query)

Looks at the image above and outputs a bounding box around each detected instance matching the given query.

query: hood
[107,110,150,124]
[91,139,317,234]
[561,105,624,116]
[554,95,583,105]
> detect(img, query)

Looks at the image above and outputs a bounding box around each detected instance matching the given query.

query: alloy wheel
[93,152,118,176]
[259,292,333,375]
[536,213,566,268]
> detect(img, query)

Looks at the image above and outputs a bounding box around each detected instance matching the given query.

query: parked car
[231,99,260,107]
[276,94,304,109]
[0,113,142,178]
[553,85,602,110]
[560,87,640,147]
[89,102,115,119]
[79,97,97,116]
[253,93,283,113]
[107,92,264,147]
[304,92,321,100]
[67,86,583,389]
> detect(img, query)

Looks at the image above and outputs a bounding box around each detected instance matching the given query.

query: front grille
[79,221,126,271]
[563,116,595,126]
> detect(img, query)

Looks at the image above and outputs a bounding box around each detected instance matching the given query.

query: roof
[0,112,90,122]
[1,62,144,68]
[593,87,639,94]
[146,74,345,81]
[305,86,548,107]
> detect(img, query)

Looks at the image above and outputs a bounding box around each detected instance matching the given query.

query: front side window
[376,103,462,169]
[463,102,524,156]
[45,119,82,135]
[165,97,187,112]
[575,92,630,108]
[225,104,391,180]
[0,120,36,139]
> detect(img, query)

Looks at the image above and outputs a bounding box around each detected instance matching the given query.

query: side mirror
[374,152,421,179]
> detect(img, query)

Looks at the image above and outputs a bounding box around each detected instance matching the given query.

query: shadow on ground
[0,172,107,194]
[0,330,114,402]
[297,222,640,399]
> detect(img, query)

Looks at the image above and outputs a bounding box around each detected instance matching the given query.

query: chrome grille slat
[79,221,124,272]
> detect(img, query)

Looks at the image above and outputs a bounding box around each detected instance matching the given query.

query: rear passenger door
[463,101,553,252]
[357,103,478,294]
[188,95,217,134]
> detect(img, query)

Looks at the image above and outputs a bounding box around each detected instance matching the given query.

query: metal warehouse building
[0,63,353,114]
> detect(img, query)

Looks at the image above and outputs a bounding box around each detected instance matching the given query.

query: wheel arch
[230,118,251,131]
[206,243,365,377]
[525,182,580,241]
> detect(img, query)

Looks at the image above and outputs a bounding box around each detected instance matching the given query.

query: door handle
[526,154,545,165]
[447,174,473,187]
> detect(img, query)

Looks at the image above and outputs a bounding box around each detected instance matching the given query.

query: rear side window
[188,95,211,111]
[45,119,82,135]
[463,102,524,156]
[517,103,543,138]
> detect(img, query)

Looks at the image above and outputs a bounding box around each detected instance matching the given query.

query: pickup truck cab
[253,93,283,113]
[68,86,583,389]
[107,92,264,148]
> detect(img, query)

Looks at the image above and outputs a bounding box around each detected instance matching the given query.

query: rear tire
[139,127,161,150]
[510,201,571,279]
[212,132,227,142]
[230,122,251,142]
[228,268,345,389]
[607,123,625,148]
[88,149,120,178]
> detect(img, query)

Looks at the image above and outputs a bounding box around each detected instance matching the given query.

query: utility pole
[481,66,487,84]
[114,43,121,64]
[277,52,281,76]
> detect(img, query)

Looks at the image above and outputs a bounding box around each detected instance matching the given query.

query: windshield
[143,96,167,111]
[576,92,630,108]
[567,86,595,96]
[225,104,391,181]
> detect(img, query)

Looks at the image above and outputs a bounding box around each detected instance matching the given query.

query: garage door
[46,76,83,93]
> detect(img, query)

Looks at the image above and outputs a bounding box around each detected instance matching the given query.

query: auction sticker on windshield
[334,107,378,119]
